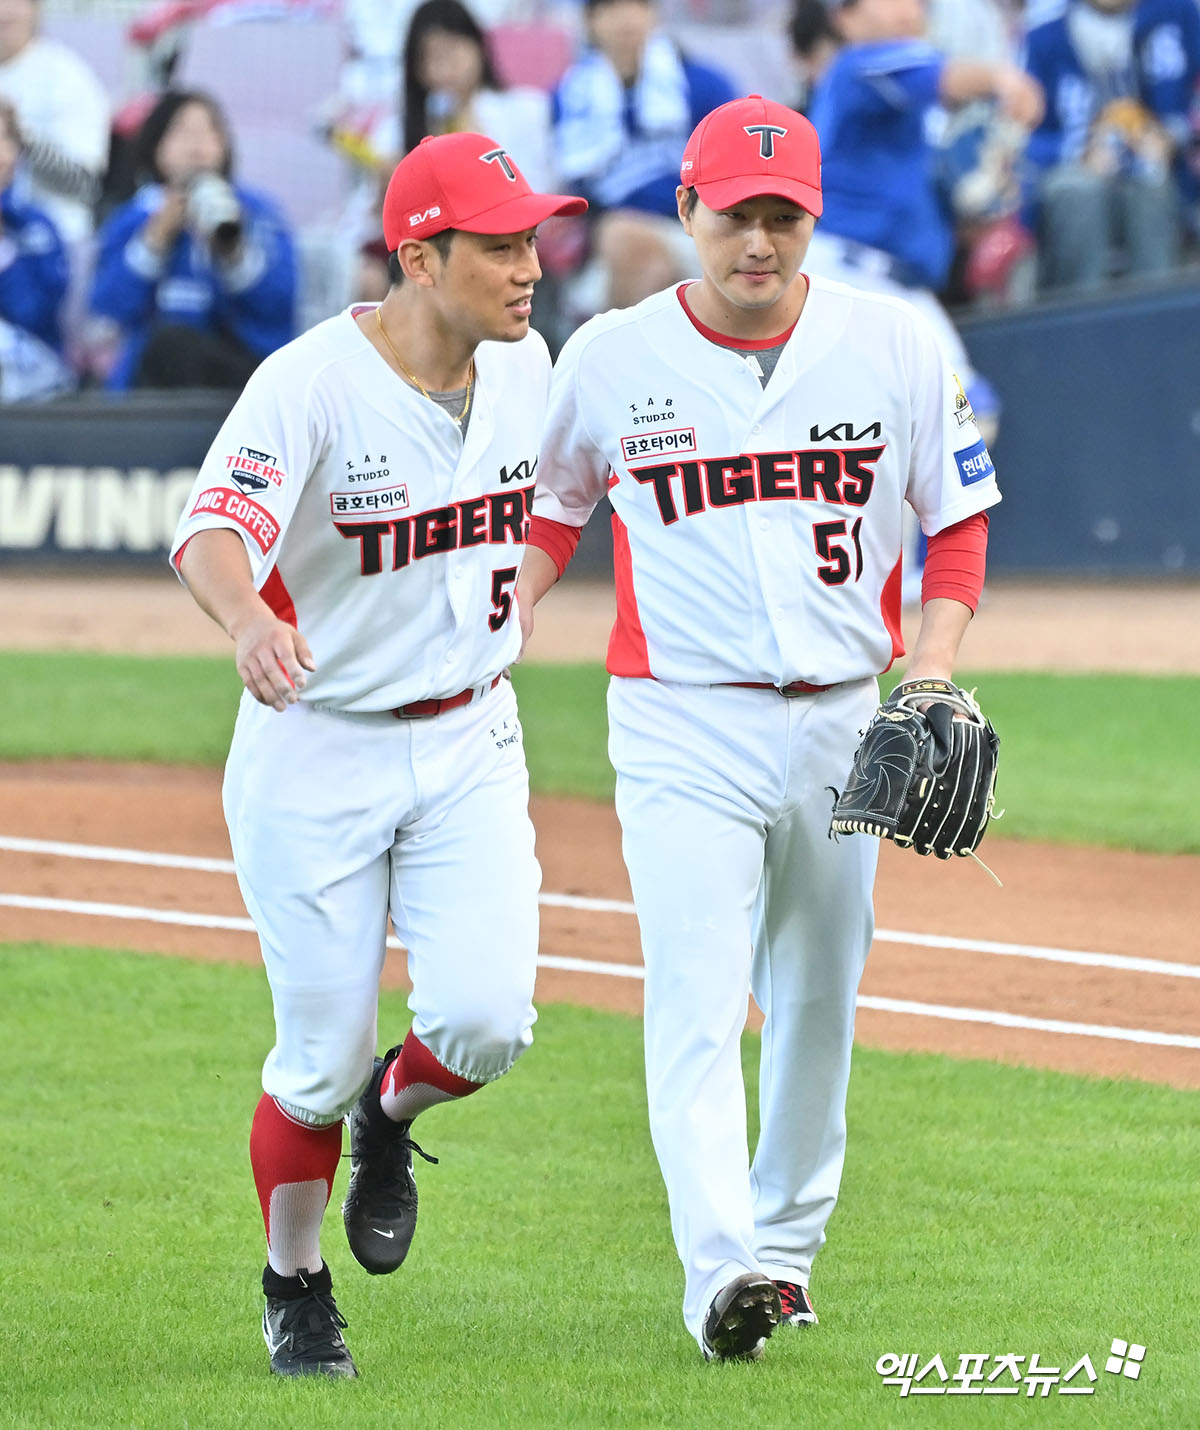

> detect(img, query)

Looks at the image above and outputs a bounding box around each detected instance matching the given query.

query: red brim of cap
[694,175,823,219]
[455,191,588,235]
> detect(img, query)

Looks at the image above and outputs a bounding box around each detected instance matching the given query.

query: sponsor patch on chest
[330,484,410,516]
[620,427,697,463]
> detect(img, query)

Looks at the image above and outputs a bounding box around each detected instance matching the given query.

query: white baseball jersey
[534,274,1001,687]
[171,307,548,711]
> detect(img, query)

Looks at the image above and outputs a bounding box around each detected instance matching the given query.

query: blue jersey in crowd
[807,38,952,289]
[0,187,69,352]
[91,182,296,390]
[554,42,737,218]
[1024,0,1200,184]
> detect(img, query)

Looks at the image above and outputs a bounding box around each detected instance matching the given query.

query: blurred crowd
[1,0,1199,402]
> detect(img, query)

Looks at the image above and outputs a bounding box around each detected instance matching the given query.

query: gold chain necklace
[375,307,473,426]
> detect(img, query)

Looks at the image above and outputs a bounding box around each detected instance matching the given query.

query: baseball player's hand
[830,680,1000,859]
[232,612,317,711]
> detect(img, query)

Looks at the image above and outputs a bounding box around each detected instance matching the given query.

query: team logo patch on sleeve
[952,373,975,428]
[190,488,280,552]
[955,439,995,487]
[225,446,286,490]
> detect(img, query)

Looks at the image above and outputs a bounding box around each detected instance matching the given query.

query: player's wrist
[225,598,276,645]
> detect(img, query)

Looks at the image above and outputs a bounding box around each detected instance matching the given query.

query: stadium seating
[488,22,574,92]
[173,19,347,226]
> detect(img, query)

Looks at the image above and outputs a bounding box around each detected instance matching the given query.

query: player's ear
[396,238,438,288]
[676,185,694,234]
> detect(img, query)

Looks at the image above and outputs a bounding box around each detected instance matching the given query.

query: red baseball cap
[382,132,587,249]
[680,95,822,217]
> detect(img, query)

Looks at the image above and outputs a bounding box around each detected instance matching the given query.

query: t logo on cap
[481,147,517,181]
[744,124,788,160]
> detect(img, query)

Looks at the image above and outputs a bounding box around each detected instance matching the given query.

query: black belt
[725,680,835,697]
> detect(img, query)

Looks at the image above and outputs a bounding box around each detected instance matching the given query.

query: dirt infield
[2,571,1198,1091]
[2,762,1197,1089]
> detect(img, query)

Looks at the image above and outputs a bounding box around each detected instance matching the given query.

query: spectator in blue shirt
[1023,0,1200,292]
[553,0,737,311]
[90,90,297,390]
[0,97,72,402]
[800,0,1042,432]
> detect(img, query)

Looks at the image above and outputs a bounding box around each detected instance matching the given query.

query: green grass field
[7,944,1197,1429]
[0,649,1198,851]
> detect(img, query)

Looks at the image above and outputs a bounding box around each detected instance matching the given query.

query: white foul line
[1,892,1197,1052]
[855,996,1200,1051]
[0,892,256,932]
[0,835,237,875]
[3,834,1198,982]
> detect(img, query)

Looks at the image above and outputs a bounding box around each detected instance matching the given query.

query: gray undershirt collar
[732,342,788,388]
[428,385,472,436]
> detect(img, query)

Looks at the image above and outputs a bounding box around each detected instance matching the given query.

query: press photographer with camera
[90,90,296,390]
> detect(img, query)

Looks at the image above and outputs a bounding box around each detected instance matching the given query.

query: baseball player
[170,132,584,1379]
[518,95,999,1361]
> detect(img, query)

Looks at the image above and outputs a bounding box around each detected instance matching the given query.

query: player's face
[431,228,543,343]
[679,193,816,313]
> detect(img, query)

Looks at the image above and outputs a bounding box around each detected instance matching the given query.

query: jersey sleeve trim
[170,533,194,579]
[919,483,1000,538]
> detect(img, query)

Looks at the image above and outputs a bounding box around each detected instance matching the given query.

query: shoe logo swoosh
[372,1227,396,1238]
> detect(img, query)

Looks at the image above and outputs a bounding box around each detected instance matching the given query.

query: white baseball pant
[607,675,879,1346]
[222,677,541,1125]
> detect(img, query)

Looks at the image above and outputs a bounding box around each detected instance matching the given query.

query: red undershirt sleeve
[527,515,583,579]
[921,511,989,611]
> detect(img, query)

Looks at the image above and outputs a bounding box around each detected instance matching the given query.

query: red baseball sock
[250,1093,343,1277]
[378,1031,482,1123]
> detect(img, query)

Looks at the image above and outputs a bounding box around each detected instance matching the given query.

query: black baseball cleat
[701,1272,782,1362]
[342,1048,438,1275]
[775,1280,819,1327]
[262,1263,358,1378]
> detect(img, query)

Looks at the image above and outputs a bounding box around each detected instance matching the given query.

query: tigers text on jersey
[534,275,1001,687]
[170,308,548,711]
